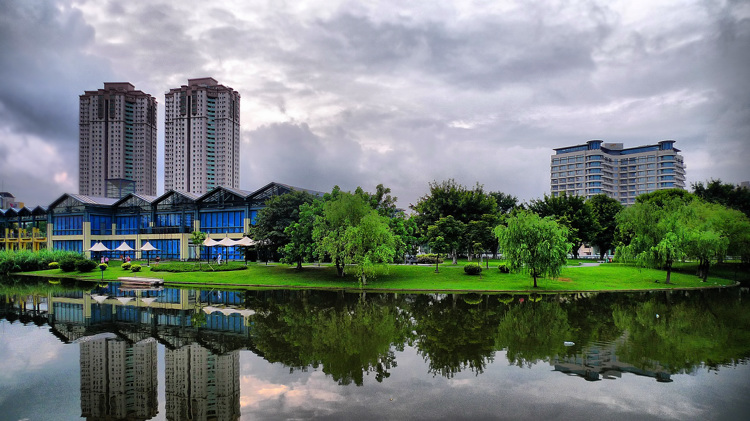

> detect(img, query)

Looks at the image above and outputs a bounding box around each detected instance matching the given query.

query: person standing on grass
[217,254,222,265]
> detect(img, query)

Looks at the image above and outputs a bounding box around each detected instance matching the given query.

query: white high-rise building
[164,78,241,195]
[551,140,686,205]
[79,83,158,198]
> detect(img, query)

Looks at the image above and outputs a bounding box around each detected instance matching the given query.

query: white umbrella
[91,294,109,304]
[88,242,110,261]
[202,237,219,263]
[234,236,256,246]
[88,242,110,251]
[116,297,134,305]
[115,241,133,251]
[141,297,158,306]
[203,237,220,247]
[234,236,255,264]
[140,241,159,266]
[217,237,237,264]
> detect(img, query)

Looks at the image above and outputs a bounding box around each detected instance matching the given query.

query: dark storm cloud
[1,0,748,207]
[0,1,111,145]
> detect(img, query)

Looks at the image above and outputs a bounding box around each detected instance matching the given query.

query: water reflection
[80,336,158,420]
[1,277,749,420]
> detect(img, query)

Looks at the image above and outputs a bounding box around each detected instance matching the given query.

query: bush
[464,263,482,275]
[98,263,108,271]
[0,249,83,274]
[76,259,99,273]
[48,262,60,269]
[416,254,443,264]
[60,257,79,272]
[498,264,510,273]
[121,262,132,270]
[130,264,142,273]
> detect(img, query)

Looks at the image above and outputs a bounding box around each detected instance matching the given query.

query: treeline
[248,178,750,285]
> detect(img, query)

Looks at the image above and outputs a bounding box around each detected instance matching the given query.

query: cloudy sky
[1,0,748,208]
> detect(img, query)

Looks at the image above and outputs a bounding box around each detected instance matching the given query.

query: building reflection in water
[80,337,158,420]
[166,345,240,421]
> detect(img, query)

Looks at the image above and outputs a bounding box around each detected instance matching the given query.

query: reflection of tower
[165,343,241,421]
[80,337,158,420]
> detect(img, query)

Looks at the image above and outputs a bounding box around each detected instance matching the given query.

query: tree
[464,219,496,265]
[251,190,317,257]
[355,183,399,217]
[389,214,419,263]
[495,211,571,288]
[588,194,623,259]
[343,212,397,285]
[313,192,396,283]
[282,201,322,269]
[692,179,750,218]
[488,191,520,215]
[429,236,448,273]
[616,198,688,284]
[411,179,497,235]
[427,216,465,265]
[681,201,730,281]
[190,231,207,266]
[528,193,598,258]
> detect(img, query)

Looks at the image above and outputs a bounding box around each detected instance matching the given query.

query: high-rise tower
[164,77,241,194]
[79,83,158,198]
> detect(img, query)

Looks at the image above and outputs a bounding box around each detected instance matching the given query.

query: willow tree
[495,211,571,288]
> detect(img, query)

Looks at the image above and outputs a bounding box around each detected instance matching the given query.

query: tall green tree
[488,191,520,214]
[528,193,597,258]
[411,179,497,235]
[282,201,323,269]
[313,192,396,283]
[251,190,317,256]
[616,198,688,284]
[495,211,571,288]
[427,216,465,265]
[692,179,750,217]
[343,212,397,285]
[588,194,623,259]
[355,183,399,217]
[190,231,207,266]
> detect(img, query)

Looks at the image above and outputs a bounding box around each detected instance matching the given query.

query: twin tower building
[78,78,241,199]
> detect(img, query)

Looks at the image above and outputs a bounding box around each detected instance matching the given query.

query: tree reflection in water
[1,277,749,388]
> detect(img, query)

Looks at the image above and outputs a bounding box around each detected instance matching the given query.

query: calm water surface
[1,276,749,420]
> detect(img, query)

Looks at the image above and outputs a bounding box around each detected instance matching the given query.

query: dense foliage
[0,249,83,274]
[495,211,571,288]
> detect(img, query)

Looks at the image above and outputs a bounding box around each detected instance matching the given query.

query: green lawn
[20,259,744,293]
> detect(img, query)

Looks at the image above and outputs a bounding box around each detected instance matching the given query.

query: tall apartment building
[165,344,241,420]
[80,337,158,420]
[79,83,158,198]
[551,140,686,205]
[164,77,241,195]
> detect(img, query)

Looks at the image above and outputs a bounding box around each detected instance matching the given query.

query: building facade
[551,140,686,205]
[79,83,158,198]
[164,78,241,195]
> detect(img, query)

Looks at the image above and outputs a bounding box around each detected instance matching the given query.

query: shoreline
[14,270,742,294]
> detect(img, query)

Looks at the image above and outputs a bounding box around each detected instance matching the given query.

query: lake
[1,276,749,420]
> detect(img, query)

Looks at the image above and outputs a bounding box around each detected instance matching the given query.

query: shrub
[121,262,132,270]
[60,257,79,272]
[76,259,99,273]
[464,263,482,275]
[48,262,60,269]
[498,264,510,273]
[416,254,443,264]
[130,264,142,273]
[98,263,108,271]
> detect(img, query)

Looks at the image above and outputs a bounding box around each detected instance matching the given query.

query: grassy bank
[19,259,744,292]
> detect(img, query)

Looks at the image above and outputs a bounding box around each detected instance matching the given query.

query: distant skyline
[1,0,748,208]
